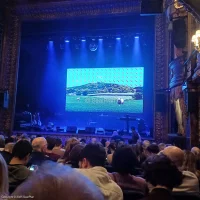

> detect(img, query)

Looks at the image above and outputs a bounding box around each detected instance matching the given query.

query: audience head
[131,126,136,132]
[5,137,14,144]
[55,138,62,147]
[191,147,200,156]
[4,142,15,154]
[91,138,97,144]
[20,133,31,142]
[163,146,184,170]
[145,144,159,157]
[32,137,47,153]
[143,154,182,190]
[80,139,86,145]
[112,131,118,137]
[12,162,104,200]
[0,154,8,194]
[65,137,79,152]
[12,140,33,165]
[100,139,107,147]
[69,144,85,168]
[79,143,106,168]
[46,137,56,151]
[112,146,138,175]
[158,143,166,151]
[182,150,197,174]
[108,143,116,153]
[142,140,150,150]
[0,135,5,148]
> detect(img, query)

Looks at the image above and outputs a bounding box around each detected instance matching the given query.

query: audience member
[158,143,166,151]
[5,137,15,144]
[77,143,123,200]
[0,135,5,151]
[45,137,60,161]
[107,143,116,165]
[12,162,104,200]
[52,138,65,158]
[109,146,148,195]
[62,137,80,163]
[101,139,107,147]
[145,144,159,157]
[0,143,15,164]
[131,126,141,144]
[163,146,199,193]
[91,138,97,144]
[0,154,8,195]
[141,154,182,200]
[111,131,123,144]
[20,134,31,142]
[80,138,86,145]
[28,137,50,166]
[8,140,33,193]
[191,147,200,156]
[67,144,85,168]
[182,150,200,180]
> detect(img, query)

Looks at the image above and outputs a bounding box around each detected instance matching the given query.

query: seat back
[123,190,144,200]
[172,192,200,200]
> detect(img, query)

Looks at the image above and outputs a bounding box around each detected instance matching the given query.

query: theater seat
[172,192,200,200]
[123,190,144,200]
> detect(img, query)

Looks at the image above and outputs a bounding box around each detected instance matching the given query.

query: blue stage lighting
[116,37,121,40]
[65,40,70,43]
[135,36,139,39]
[81,39,86,42]
[99,38,103,41]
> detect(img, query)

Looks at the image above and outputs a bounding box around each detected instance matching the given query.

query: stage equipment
[119,115,138,135]
[96,128,105,135]
[56,127,64,132]
[141,0,163,15]
[66,126,77,133]
[85,127,96,134]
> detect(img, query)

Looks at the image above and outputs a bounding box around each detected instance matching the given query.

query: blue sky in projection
[67,67,144,88]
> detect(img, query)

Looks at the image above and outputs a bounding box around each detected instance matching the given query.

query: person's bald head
[32,137,47,153]
[191,147,200,156]
[162,146,184,169]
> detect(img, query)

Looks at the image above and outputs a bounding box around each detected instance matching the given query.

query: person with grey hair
[0,143,15,164]
[11,162,104,200]
[28,137,51,167]
[163,146,199,193]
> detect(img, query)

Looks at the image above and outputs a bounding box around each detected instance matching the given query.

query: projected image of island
[66,67,144,113]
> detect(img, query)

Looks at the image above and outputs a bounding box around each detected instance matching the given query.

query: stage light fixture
[81,39,86,42]
[135,36,139,39]
[65,40,70,43]
[116,37,121,40]
[99,38,103,41]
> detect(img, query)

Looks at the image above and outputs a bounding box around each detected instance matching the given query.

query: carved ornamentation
[154,15,169,142]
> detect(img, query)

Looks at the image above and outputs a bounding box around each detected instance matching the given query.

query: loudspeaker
[141,0,163,15]
[66,126,77,133]
[0,91,9,108]
[85,127,96,134]
[172,18,187,48]
[155,93,167,113]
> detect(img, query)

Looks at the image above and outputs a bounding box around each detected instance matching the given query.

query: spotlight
[81,39,86,42]
[116,37,121,40]
[65,40,70,43]
[99,38,103,41]
[135,36,139,39]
